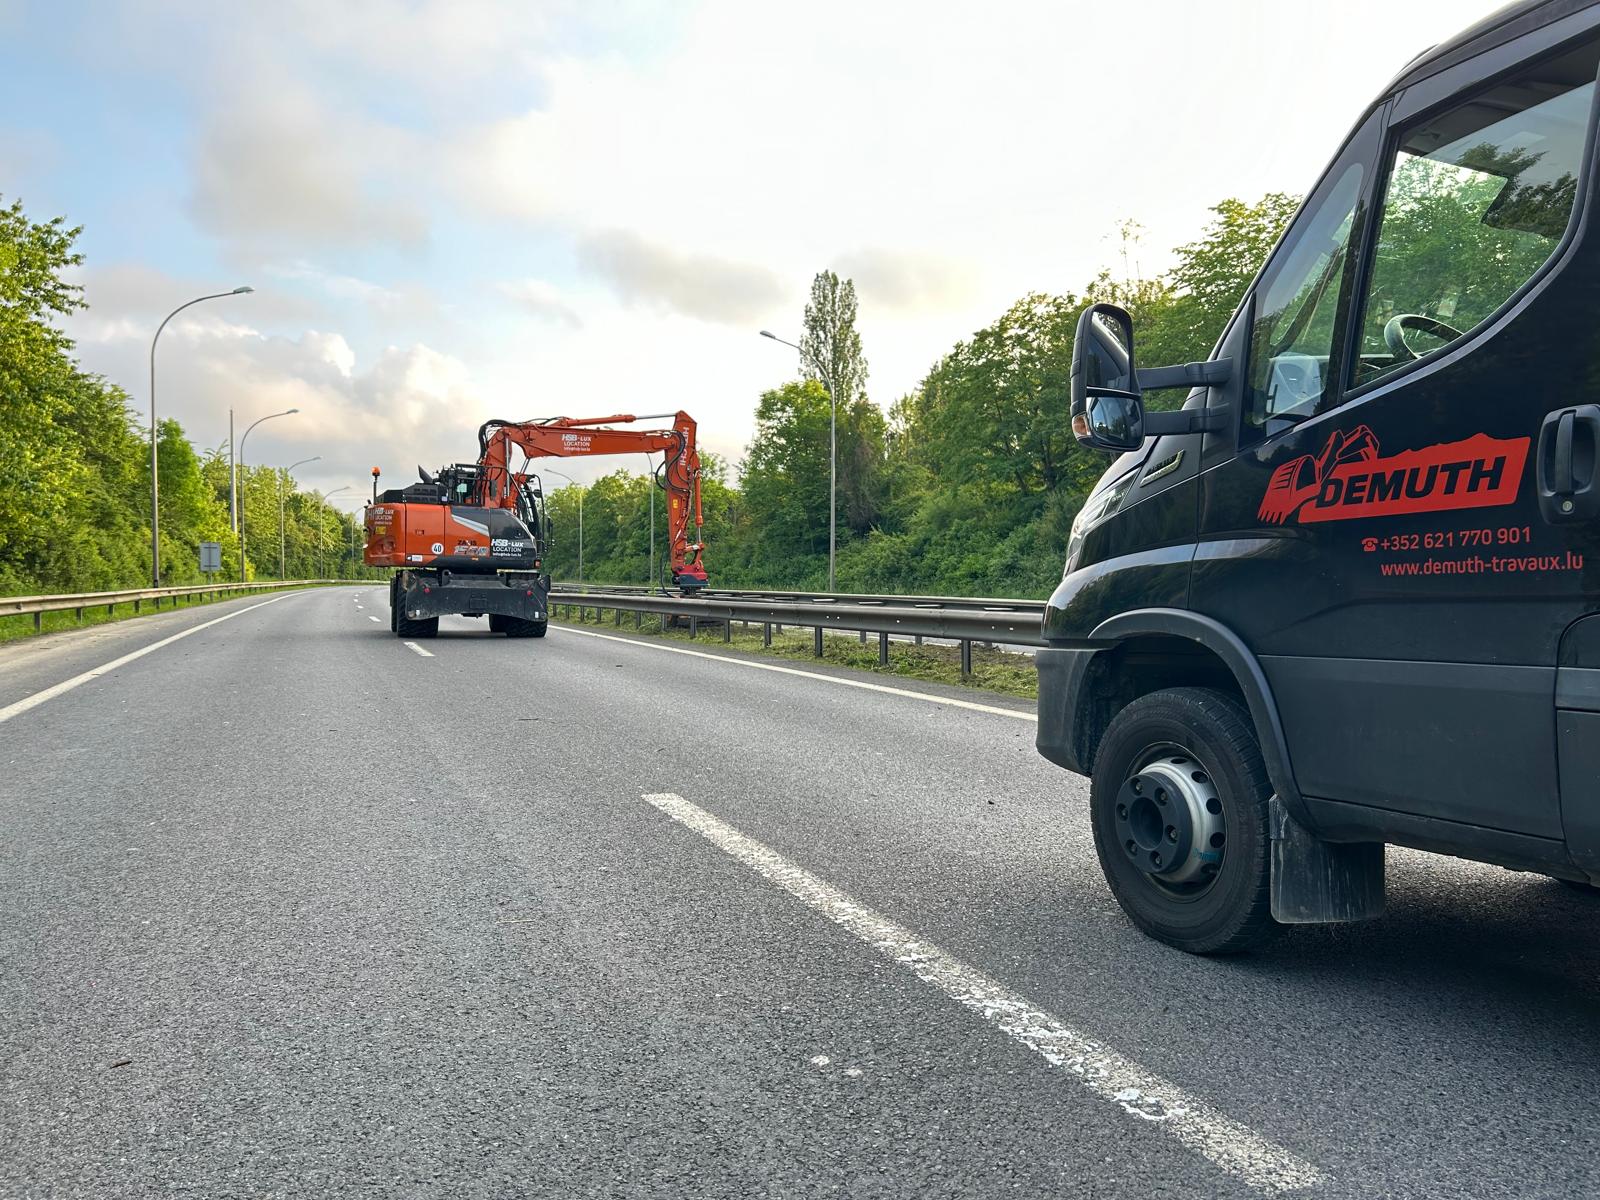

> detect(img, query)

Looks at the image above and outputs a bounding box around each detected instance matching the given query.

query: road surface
[2,585,1597,1198]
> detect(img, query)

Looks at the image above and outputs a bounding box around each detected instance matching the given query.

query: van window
[1244,162,1365,435]
[1352,39,1600,388]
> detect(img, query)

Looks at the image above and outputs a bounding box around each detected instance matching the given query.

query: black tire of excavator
[502,616,547,638]
[396,612,438,638]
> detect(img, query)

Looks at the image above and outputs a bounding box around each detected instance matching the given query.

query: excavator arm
[474,411,708,591]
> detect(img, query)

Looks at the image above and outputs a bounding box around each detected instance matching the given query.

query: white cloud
[190,84,427,251]
[497,278,583,328]
[833,248,980,314]
[576,229,789,325]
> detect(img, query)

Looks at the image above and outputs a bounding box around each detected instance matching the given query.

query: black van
[1037,0,1600,953]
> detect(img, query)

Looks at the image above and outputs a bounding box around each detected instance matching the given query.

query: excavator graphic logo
[1258,426,1529,525]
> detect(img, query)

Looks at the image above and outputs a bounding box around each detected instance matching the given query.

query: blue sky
[2,0,1507,499]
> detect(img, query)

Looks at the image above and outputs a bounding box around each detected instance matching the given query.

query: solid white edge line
[404,641,435,657]
[553,625,1035,722]
[642,792,1326,1196]
[0,592,301,727]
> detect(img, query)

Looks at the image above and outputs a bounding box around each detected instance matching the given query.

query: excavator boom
[477,410,708,591]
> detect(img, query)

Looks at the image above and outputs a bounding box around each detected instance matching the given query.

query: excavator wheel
[396,611,438,639]
[502,616,547,638]
[487,614,508,634]
[388,577,399,632]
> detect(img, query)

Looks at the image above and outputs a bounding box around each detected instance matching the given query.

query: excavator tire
[502,616,547,638]
[389,577,399,632]
[396,612,438,639]
[487,614,508,634]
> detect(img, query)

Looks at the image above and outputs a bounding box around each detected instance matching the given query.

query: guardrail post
[763,622,772,647]
[75,607,83,623]
[723,619,731,643]
[689,615,699,639]
[634,611,642,629]
[134,599,141,613]
[914,635,923,645]
[960,639,973,677]
[859,629,867,644]
[813,626,823,657]
[33,612,42,632]
[879,631,889,667]
[614,608,622,627]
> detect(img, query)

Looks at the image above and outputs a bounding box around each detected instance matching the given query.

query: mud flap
[1270,796,1386,924]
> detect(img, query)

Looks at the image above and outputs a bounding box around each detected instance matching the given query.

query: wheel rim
[1111,743,1227,899]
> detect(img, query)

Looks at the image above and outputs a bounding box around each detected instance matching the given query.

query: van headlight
[1064,473,1135,575]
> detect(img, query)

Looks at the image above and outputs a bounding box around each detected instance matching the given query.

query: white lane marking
[0,594,300,727]
[404,641,434,657]
[642,792,1325,1196]
[555,626,1034,722]
[368,616,381,622]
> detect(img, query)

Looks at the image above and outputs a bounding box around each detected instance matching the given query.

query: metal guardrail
[553,582,1047,615]
[0,580,346,631]
[548,584,1045,675]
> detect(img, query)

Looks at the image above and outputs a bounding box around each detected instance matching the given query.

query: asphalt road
[3,585,1599,1199]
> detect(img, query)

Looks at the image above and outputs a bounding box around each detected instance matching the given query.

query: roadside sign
[199,541,221,573]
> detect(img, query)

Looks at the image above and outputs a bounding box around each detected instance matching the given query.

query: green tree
[800,270,868,408]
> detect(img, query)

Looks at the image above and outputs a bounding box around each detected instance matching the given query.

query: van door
[1192,33,1600,842]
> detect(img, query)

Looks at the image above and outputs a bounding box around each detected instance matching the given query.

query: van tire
[1090,687,1275,955]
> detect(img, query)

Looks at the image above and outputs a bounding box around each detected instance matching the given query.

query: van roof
[1388,0,1597,92]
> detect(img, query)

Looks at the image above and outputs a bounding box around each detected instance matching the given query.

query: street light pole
[544,469,584,585]
[316,486,352,578]
[645,453,656,591]
[280,456,321,579]
[148,286,253,586]
[761,329,835,590]
[238,408,300,581]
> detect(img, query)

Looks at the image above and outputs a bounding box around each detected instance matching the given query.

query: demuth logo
[1259,426,1529,525]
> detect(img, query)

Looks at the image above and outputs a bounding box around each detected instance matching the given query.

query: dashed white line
[368,616,381,622]
[642,792,1326,1196]
[0,594,301,727]
[403,641,434,657]
[554,625,1034,721]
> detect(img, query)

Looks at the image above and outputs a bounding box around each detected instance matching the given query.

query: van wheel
[1090,687,1274,955]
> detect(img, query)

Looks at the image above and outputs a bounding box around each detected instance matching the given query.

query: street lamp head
[286,407,299,415]
[760,330,777,340]
[233,286,255,294]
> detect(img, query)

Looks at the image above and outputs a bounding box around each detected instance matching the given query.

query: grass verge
[0,583,336,645]
[552,605,1038,700]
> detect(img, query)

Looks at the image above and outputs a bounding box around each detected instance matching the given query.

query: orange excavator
[365,411,707,639]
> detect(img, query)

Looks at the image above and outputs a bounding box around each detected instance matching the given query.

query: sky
[1,0,1509,500]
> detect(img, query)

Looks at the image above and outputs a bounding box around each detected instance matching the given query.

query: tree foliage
[800,270,868,408]
[549,194,1299,596]
[0,196,369,594]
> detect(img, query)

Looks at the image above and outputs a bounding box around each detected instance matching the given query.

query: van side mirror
[1070,303,1235,453]
[1071,304,1144,452]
